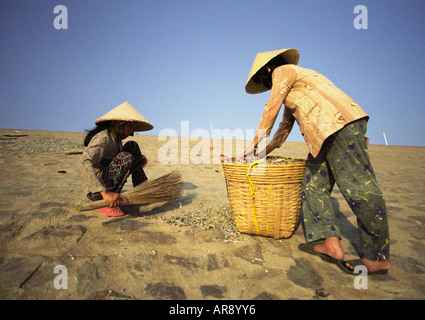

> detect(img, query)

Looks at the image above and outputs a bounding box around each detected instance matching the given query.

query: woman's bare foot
[313,237,345,261]
[344,258,391,273]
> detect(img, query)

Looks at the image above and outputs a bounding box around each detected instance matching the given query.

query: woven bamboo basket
[221,156,306,239]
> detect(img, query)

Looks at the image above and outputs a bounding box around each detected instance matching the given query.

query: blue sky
[1,0,424,146]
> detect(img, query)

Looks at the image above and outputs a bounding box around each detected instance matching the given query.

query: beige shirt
[77,130,122,194]
[257,64,368,157]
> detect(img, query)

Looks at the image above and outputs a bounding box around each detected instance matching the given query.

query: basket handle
[219,154,231,162]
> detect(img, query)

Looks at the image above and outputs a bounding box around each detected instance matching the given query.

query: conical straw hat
[245,48,300,94]
[95,101,153,131]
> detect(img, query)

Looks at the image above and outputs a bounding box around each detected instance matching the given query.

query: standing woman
[77,102,153,217]
[239,48,390,275]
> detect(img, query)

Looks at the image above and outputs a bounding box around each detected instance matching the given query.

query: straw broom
[76,170,183,212]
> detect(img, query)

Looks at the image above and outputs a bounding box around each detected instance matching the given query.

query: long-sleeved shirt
[77,130,122,195]
[257,64,368,157]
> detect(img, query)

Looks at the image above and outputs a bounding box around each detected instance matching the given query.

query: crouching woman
[77,102,153,217]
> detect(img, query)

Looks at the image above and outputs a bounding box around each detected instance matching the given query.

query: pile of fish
[161,200,240,240]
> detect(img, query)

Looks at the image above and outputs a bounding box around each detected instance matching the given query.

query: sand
[0,128,424,301]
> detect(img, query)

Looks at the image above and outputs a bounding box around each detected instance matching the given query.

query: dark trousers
[301,118,390,261]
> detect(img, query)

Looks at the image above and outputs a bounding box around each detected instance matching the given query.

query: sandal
[98,206,125,217]
[298,243,343,264]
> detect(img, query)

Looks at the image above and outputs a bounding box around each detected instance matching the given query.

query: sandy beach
[0,128,424,301]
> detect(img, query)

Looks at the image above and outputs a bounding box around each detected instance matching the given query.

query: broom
[76,170,183,212]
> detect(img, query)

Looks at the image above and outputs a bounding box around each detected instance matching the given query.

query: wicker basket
[221,156,306,239]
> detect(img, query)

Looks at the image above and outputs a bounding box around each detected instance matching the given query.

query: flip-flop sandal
[98,206,125,217]
[298,243,342,264]
[337,259,388,276]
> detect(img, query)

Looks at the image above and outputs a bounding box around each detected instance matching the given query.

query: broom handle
[75,200,109,212]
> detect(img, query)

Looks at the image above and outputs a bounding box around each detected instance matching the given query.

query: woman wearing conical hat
[240,48,390,275]
[77,102,153,217]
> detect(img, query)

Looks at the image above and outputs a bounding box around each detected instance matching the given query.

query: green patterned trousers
[301,118,390,261]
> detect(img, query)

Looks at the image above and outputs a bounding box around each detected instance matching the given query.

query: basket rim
[221,156,307,168]
[221,156,306,167]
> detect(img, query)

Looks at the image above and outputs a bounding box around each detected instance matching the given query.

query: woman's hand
[236,146,255,161]
[236,135,278,160]
[100,190,128,207]
[236,135,260,161]
[236,143,277,161]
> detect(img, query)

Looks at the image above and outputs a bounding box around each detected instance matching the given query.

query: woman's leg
[301,118,390,268]
[301,148,346,260]
[302,148,340,244]
[325,119,390,262]
[122,141,148,187]
[87,151,134,201]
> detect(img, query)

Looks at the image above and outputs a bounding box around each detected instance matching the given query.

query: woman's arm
[237,66,296,159]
